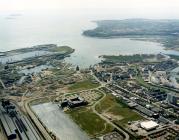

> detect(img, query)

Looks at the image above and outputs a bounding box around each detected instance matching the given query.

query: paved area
[32,102,90,140]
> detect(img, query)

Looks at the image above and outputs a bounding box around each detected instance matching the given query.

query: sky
[0,0,179,18]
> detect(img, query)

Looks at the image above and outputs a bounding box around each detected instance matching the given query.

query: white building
[140,120,159,131]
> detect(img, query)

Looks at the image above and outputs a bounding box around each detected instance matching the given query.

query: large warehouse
[140,120,159,131]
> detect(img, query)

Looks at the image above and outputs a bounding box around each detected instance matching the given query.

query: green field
[68,80,100,91]
[102,54,154,63]
[50,46,74,53]
[96,95,143,126]
[67,107,113,137]
[135,75,151,88]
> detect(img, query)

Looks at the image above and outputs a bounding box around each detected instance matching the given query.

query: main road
[91,70,130,139]
[24,98,53,140]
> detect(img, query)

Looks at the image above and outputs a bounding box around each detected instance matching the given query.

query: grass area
[102,54,154,63]
[135,75,151,88]
[52,68,75,76]
[68,80,100,91]
[96,95,143,126]
[168,55,179,60]
[50,46,74,53]
[67,107,114,137]
[135,74,160,90]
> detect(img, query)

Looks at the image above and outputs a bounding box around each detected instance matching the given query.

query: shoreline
[0,44,75,64]
[83,19,179,52]
[83,34,179,52]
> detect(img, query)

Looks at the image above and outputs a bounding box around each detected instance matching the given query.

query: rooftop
[140,120,159,131]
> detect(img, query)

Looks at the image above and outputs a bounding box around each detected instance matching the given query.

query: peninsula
[83,19,179,50]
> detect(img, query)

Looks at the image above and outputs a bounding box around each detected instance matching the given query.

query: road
[91,71,175,135]
[91,70,130,139]
[24,98,53,140]
[112,84,177,123]
[0,79,6,89]
[92,92,130,140]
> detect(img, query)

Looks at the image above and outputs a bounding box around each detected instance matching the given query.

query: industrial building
[140,120,159,131]
[167,93,179,107]
[0,100,41,140]
[61,96,88,108]
[0,107,17,139]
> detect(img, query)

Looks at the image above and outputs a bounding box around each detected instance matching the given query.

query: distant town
[0,44,179,140]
